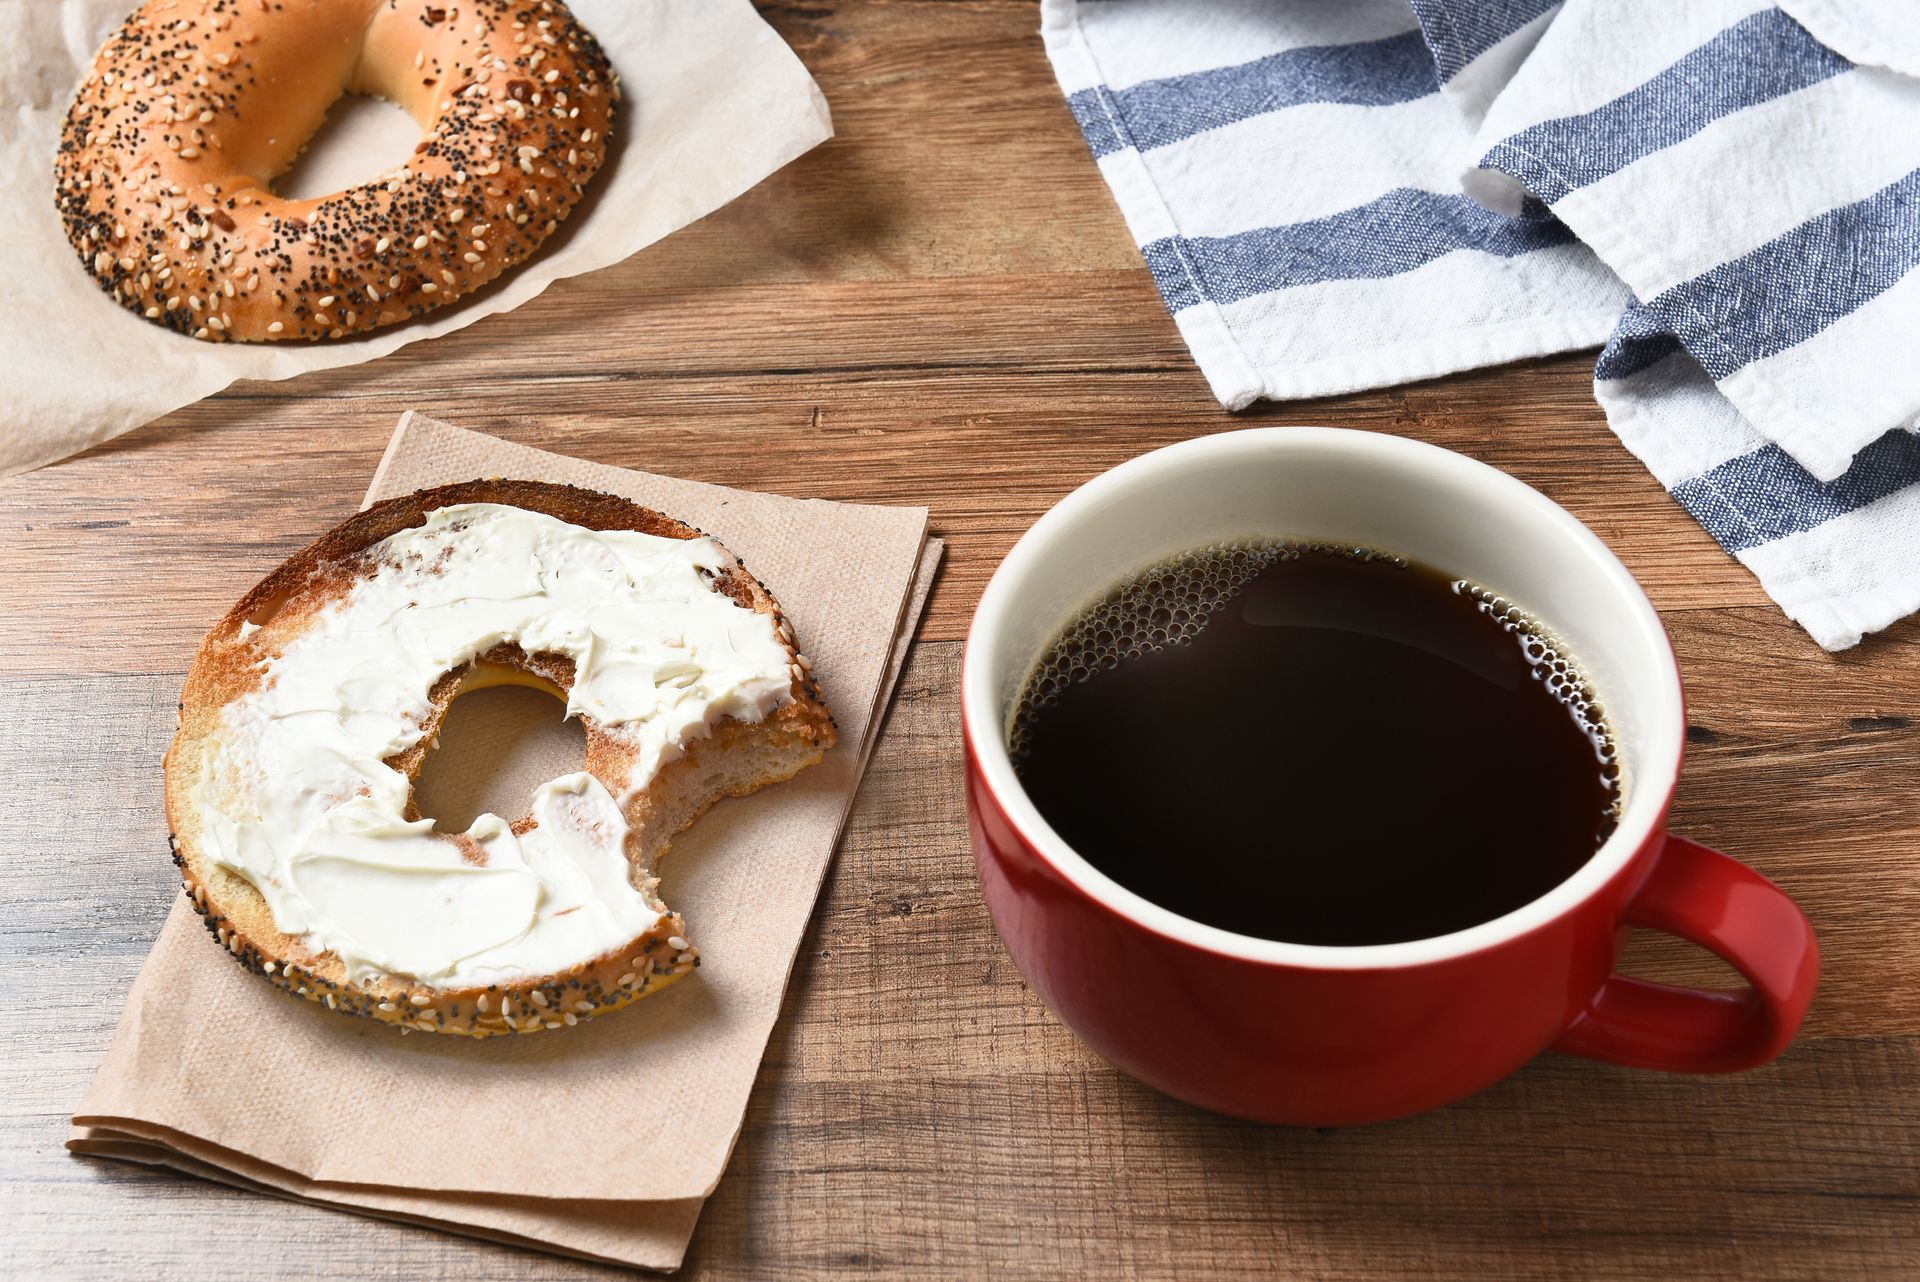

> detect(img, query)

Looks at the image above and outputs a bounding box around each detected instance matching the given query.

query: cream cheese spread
[189,503,795,988]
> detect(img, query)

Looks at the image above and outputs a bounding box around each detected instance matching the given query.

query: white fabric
[1044,0,1920,651]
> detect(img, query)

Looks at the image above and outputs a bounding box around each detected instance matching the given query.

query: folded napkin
[69,413,942,1272]
[1044,0,1920,650]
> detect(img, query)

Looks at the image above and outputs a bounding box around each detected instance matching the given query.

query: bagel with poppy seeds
[164,480,836,1036]
[56,0,615,342]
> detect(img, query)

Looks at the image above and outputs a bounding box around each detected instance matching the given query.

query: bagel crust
[164,480,838,1036]
[56,0,616,343]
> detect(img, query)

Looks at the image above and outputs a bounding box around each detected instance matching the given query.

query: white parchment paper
[0,0,832,475]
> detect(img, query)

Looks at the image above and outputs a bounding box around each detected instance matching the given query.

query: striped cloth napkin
[1043,0,1920,651]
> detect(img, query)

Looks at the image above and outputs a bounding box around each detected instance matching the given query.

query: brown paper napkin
[69,413,941,1271]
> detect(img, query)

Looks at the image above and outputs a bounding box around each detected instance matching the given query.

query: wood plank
[0,333,1816,675]
[633,0,1143,288]
[4,647,1912,1045]
[697,1042,1920,1282]
[2,648,1916,1279]
[12,1035,1918,1282]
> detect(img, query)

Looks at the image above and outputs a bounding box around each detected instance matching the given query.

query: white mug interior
[963,427,1685,970]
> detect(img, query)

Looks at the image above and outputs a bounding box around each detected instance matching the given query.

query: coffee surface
[1008,542,1620,947]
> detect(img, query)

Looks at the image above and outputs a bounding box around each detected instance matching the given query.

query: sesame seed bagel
[164,479,837,1036]
[56,0,615,343]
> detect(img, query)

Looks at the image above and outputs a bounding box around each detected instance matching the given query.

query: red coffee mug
[962,429,1818,1125]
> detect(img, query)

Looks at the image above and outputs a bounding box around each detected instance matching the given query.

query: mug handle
[1551,834,1819,1073]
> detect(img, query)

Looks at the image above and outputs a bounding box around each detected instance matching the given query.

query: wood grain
[3,0,1917,1277]
[3,653,1919,1280]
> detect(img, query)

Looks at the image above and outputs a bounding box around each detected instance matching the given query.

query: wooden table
[4,3,1916,1277]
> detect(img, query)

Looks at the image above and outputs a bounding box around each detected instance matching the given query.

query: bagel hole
[273,93,423,202]
[414,684,585,834]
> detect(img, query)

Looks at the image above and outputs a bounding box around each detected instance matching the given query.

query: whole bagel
[55,0,616,343]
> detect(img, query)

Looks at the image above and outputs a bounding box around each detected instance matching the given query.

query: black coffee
[1009,541,1620,946]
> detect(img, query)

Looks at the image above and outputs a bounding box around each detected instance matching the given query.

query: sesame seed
[267,321,284,334]
[530,990,549,1008]
[410,993,431,1007]
[667,936,689,952]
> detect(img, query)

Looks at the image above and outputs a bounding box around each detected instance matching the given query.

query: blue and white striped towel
[1043,0,1920,651]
